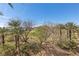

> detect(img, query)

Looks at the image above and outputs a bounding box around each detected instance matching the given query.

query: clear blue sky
[0,3,79,27]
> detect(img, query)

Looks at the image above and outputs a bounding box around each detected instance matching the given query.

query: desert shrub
[30,43,41,54]
[0,44,15,56]
[68,39,77,49]
[20,43,31,56]
[57,38,77,50]
[20,42,41,56]
[57,39,69,49]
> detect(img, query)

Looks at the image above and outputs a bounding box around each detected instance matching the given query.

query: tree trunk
[59,27,62,41]
[69,29,72,40]
[1,34,5,46]
[15,35,20,56]
[67,30,69,39]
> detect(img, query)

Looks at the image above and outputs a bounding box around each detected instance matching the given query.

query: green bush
[20,42,41,56]
[30,43,41,54]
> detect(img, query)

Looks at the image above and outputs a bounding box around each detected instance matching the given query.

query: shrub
[0,44,15,56]
[57,38,77,50]
[20,42,41,56]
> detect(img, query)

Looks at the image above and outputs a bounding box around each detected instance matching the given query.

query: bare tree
[21,20,33,43]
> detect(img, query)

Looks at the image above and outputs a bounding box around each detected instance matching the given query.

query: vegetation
[0,19,79,56]
[0,4,79,56]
